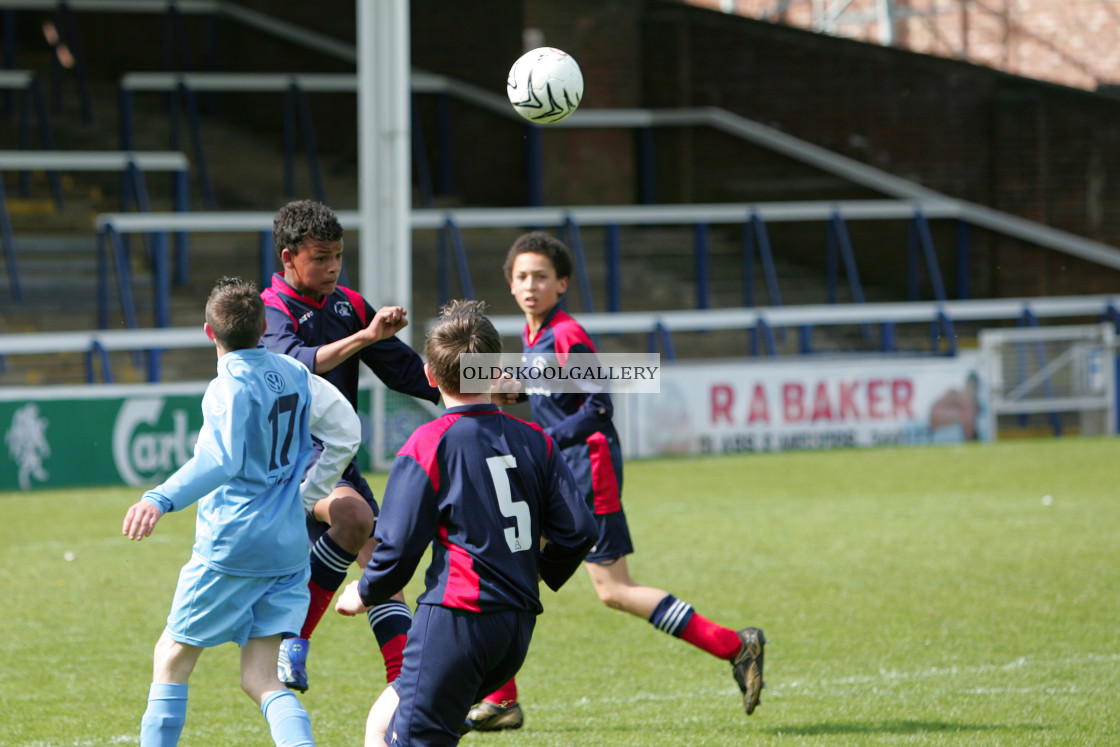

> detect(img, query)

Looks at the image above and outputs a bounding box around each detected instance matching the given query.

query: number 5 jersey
[357,403,597,614]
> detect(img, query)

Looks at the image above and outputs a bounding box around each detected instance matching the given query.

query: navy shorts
[388,604,535,746]
[306,460,379,545]
[585,509,634,564]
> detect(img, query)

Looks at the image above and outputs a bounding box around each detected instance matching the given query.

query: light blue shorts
[164,558,310,648]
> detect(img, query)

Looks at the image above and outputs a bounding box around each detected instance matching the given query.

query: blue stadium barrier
[120,72,446,210]
[85,339,112,384]
[955,219,971,300]
[908,209,948,302]
[0,175,21,300]
[0,150,188,305]
[436,216,475,304]
[648,321,675,360]
[4,295,1118,385]
[694,221,709,311]
[749,315,778,357]
[825,209,872,340]
[0,70,61,205]
[932,309,957,356]
[743,210,783,309]
[93,201,1120,369]
[559,215,595,314]
[605,223,621,313]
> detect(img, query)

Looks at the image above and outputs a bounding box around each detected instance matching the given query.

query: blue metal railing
[0,175,22,300]
[6,294,1118,384]
[0,71,63,204]
[908,210,948,302]
[825,209,872,340]
[559,215,595,314]
[436,217,475,304]
[743,211,783,309]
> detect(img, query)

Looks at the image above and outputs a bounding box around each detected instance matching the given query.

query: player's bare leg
[241,635,289,704]
[365,685,400,747]
[279,487,373,692]
[151,632,203,685]
[587,555,766,715]
[583,556,668,617]
[141,633,203,745]
[244,635,316,745]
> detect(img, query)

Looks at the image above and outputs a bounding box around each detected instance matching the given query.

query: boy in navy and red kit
[260,200,441,692]
[336,299,596,747]
[469,232,767,729]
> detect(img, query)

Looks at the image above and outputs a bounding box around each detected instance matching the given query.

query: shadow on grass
[764,720,1048,736]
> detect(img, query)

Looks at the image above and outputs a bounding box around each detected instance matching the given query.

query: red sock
[484,677,518,707]
[299,580,335,640]
[380,633,407,683]
[680,613,742,660]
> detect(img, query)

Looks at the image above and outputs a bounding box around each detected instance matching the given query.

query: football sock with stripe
[140,682,188,747]
[368,599,412,682]
[300,533,356,639]
[483,677,519,707]
[649,594,742,659]
[261,689,315,747]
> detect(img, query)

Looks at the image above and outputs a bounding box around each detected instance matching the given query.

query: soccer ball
[506,47,583,124]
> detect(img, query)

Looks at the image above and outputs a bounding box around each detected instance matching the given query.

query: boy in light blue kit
[122,276,360,747]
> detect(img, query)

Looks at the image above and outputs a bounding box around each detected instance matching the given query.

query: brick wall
[643,1,1120,297]
[689,0,1120,92]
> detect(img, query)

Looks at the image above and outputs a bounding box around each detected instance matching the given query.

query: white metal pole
[358,0,413,345]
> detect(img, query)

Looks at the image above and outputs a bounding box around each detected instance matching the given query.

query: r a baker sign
[630,355,988,458]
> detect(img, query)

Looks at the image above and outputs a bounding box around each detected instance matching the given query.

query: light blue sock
[261,689,315,747]
[140,682,188,747]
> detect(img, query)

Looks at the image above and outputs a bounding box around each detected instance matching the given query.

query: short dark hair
[503,231,573,285]
[425,299,502,395]
[273,199,344,261]
[205,276,264,351]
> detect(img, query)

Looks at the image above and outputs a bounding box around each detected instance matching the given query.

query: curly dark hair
[502,231,573,284]
[272,199,344,260]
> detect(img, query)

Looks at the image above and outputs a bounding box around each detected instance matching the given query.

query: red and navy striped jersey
[260,273,439,410]
[522,305,623,515]
[358,404,597,613]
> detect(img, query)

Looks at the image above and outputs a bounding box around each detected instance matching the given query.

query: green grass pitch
[2,437,1118,746]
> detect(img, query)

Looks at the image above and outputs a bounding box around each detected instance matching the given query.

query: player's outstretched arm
[313,305,409,375]
[122,500,164,541]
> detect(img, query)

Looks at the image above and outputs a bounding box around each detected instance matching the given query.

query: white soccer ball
[506,47,583,124]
